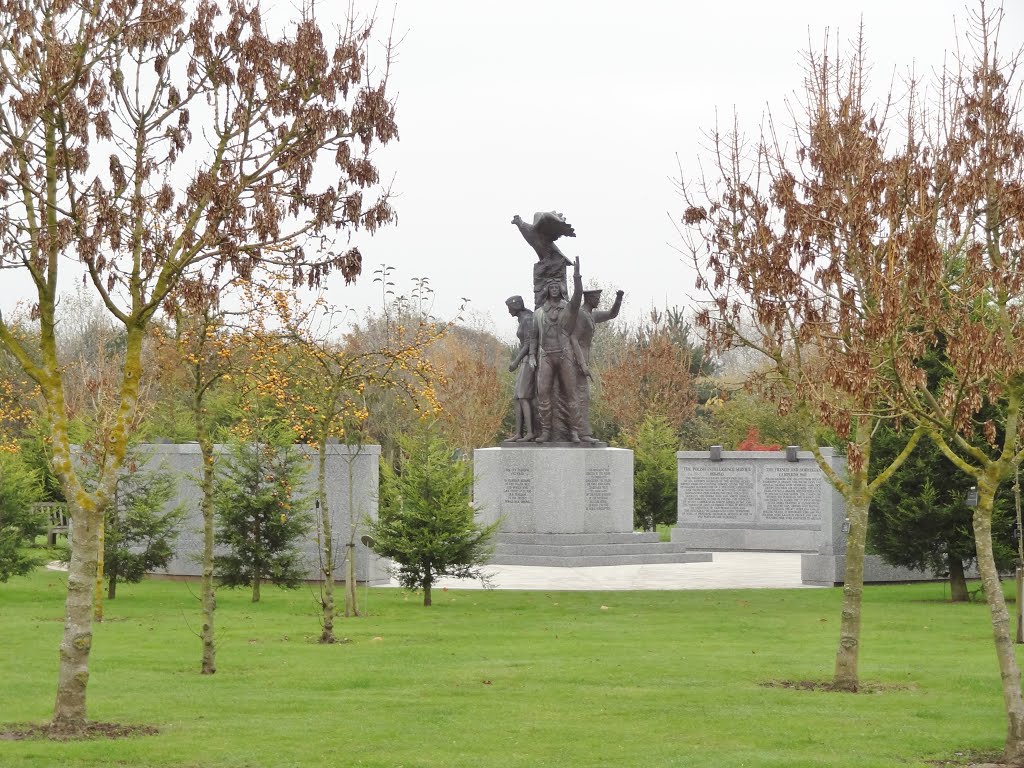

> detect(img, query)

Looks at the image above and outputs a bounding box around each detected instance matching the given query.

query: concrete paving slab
[380,552,820,591]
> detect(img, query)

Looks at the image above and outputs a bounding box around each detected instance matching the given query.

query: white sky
[1,0,1021,341]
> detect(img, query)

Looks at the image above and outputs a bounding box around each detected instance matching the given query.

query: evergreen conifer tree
[102,462,185,599]
[369,425,498,606]
[625,414,679,533]
[215,443,311,602]
[869,426,1015,601]
[0,452,45,581]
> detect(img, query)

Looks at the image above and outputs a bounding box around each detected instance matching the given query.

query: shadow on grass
[761,679,913,693]
[0,722,159,741]
[929,748,1006,767]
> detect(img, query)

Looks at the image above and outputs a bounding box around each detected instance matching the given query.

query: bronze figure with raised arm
[531,257,584,443]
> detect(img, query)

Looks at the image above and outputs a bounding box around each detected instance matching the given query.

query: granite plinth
[475,446,633,534]
[670,447,965,586]
[474,446,709,567]
[489,532,711,566]
[799,487,982,586]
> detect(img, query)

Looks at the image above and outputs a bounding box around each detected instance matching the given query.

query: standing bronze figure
[506,295,537,441]
[572,288,624,443]
[531,258,584,443]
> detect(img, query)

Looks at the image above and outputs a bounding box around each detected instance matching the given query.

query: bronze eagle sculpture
[511,211,575,264]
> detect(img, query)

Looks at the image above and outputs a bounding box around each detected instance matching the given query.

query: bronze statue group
[506,212,623,445]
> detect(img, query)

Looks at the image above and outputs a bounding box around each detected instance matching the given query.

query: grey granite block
[800,553,974,586]
[474,446,634,534]
[96,443,387,584]
[473,446,711,567]
[673,448,845,558]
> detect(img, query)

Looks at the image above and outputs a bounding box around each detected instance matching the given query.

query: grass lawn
[0,568,1017,767]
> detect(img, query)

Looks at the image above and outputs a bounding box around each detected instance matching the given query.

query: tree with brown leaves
[885,4,1024,760]
[433,326,511,454]
[0,0,396,732]
[601,311,698,437]
[679,29,925,691]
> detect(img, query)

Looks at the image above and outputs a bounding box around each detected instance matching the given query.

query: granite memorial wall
[101,442,387,583]
[673,448,844,552]
[673,447,962,585]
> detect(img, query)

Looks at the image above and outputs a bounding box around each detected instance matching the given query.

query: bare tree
[161,277,250,675]
[433,325,511,454]
[600,311,698,436]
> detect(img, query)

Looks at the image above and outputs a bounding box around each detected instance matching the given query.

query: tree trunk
[344,450,359,618]
[93,518,105,622]
[105,510,119,601]
[252,517,262,603]
[44,281,144,731]
[198,435,217,674]
[974,476,1024,764]
[833,486,868,691]
[52,497,100,733]
[106,568,117,601]
[423,574,432,607]
[345,542,358,617]
[949,556,969,603]
[317,446,336,642]
[1016,566,1023,645]
[1014,457,1023,645]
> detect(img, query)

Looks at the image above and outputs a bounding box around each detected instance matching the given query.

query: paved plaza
[50,552,817,590]
[387,552,818,591]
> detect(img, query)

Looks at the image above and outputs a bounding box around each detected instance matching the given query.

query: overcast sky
[1,0,1021,341]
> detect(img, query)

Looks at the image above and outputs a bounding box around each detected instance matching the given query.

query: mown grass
[0,568,1018,767]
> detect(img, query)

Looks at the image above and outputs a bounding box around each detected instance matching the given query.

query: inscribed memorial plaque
[585,467,612,512]
[679,464,756,524]
[758,465,823,524]
[503,465,533,506]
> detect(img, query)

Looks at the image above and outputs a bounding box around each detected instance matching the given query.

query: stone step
[494,542,694,557]
[494,532,662,545]
[489,552,712,567]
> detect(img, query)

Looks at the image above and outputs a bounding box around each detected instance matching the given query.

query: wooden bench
[34,502,70,546]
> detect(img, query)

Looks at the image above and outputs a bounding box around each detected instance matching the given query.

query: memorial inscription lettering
[503,466,534,505]
[679,464,756,523]
[758,465,823,523]
[585,467,612,512]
